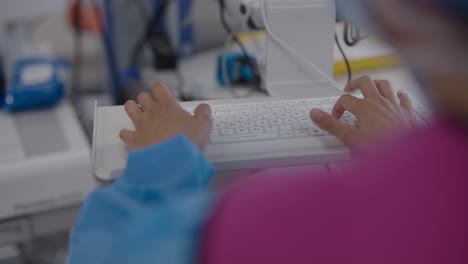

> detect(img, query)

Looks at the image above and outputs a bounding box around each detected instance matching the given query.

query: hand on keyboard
[119,83,213,150]
[310,76,418,149]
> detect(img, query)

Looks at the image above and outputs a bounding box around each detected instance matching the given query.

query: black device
[130,0,177,71]
[148,33,178,70]
[0,57,5,103]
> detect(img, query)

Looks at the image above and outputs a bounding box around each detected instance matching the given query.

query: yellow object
[237,30,402,76]
[333,55,401,76]
[238,31,266,41]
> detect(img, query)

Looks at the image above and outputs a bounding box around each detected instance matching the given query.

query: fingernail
[311,109,324,122]
[202,105,212,117]
[205,110,212,119]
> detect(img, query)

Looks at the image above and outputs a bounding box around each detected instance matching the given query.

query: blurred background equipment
[0,58,5,103]
[0,0,72,112]
[0,1,97,263]
[2,57,69,111]
[101,0,269,103]
[92,0,354,181]
[0,0,421,263]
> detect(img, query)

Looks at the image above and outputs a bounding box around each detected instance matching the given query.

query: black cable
[343,22,369,47]
[335,33,352,83]
[71,0,83,101]
[0,57,5,99]
[218,0,265,94]
[128,0,192,101]
[129,0,171,67]
[90,0,127,105]
[219,0,248,54]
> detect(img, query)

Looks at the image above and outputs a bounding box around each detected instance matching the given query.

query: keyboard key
[228,122,239,128]
[292,112,303,118]
[256,120,269,127]
[214,123,224,129]
[242,121,254,127]
[251,114,262,120]
[294,130,308,137]
[251,127,263,133]
[286,118,297,125]
[280,131,294,138]
[252,104,262,109]
[238,116,250,121]
[211,133,279,144]
[280,125,293,131]
[264,126,279,132]
[236,128,249,134]
[307,123,319,129]
[309,128,326,136]
[221,129,234,136]
[271,119,283,125]
[295,123,309,130]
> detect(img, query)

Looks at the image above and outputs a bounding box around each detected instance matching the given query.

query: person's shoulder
[206,121,468,229]
[210,122,468,215]
[200,121,468,263]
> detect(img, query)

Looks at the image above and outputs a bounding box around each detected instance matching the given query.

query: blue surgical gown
[68,135,216,264]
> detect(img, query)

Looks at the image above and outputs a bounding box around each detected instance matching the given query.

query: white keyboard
[205,97,354,145]
[92,95,430,180]
[203,96,428,145]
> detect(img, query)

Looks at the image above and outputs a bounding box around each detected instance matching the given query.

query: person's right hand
[309,76,417,149]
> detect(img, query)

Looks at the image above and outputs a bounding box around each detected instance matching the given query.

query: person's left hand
[119,83,213,150]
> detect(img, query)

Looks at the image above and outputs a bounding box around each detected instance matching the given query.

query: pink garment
[201,120,468,263]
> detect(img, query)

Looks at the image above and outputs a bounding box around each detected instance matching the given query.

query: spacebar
[211,133,279,144]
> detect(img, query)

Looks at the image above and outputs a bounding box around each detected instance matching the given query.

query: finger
[397,90,413,112]
[344,76,381,99]
[136,92,155,111]
[194,104,213,123]
[151,82,178,106]
[331,94,362,119]
[310,109,357,146]
[124,100,143,126]
[374,80,397,103]
[119,129,136,145]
